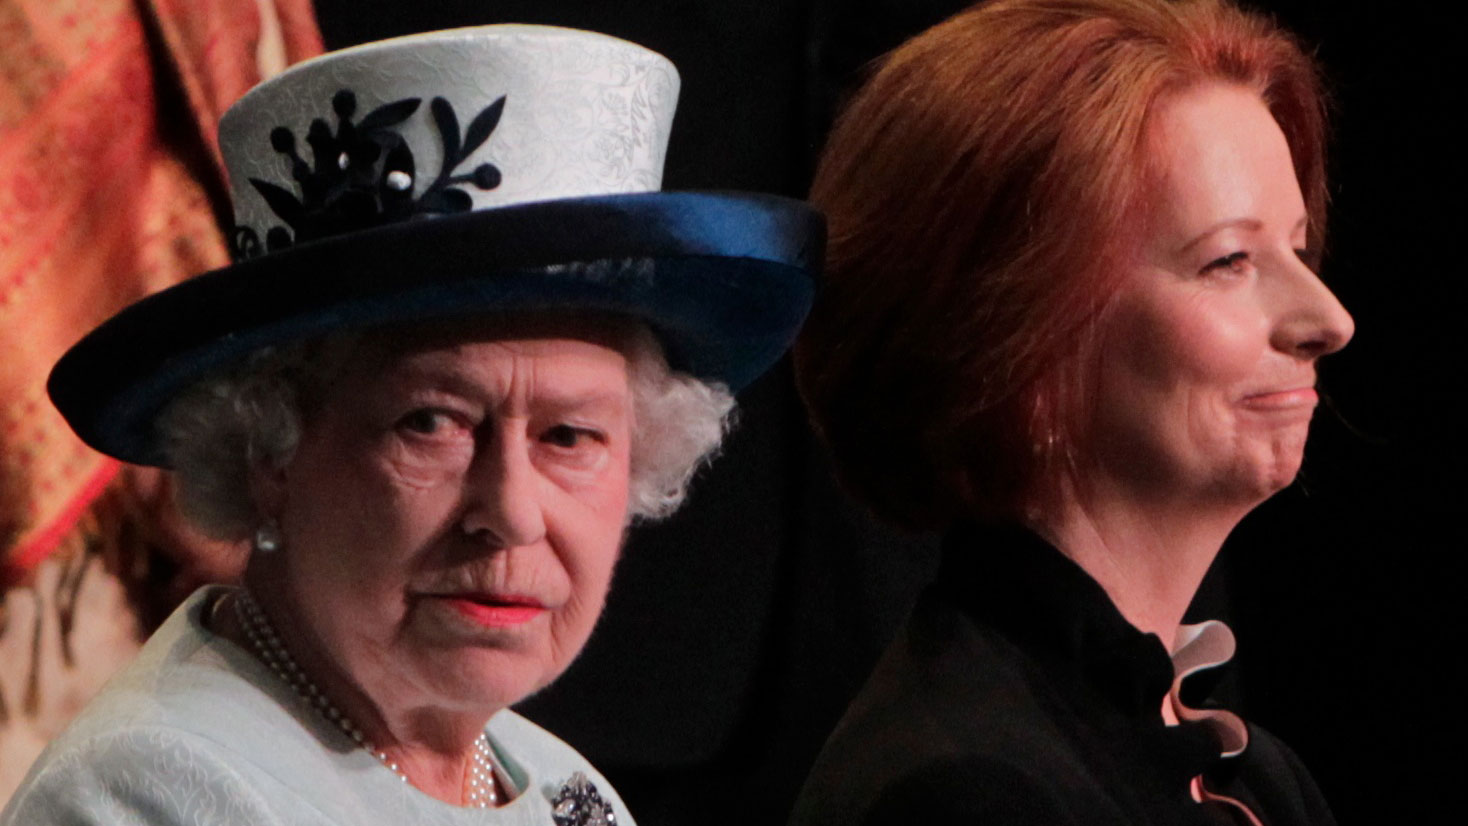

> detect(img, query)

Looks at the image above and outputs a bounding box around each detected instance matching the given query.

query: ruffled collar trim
[1171,621,1265,823]
[939,522,1263,819]
[1170,620,1248,757]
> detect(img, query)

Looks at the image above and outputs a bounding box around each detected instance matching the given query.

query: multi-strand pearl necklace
[233,590,500,807]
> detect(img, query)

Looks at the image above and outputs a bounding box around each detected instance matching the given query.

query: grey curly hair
[157,324,735,540]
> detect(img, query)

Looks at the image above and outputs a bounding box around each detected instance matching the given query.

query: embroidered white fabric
[0,586,635,826]
[221,25,679,240]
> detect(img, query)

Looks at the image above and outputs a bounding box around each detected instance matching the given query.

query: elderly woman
[790,0,1348,824]
[1,25,820,826]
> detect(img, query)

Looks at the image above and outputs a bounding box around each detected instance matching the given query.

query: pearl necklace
[233,590,499,807]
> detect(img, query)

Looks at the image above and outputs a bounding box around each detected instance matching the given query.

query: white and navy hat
[49,25,823,466]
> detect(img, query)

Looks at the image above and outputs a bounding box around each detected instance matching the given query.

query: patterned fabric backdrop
[0,0,320,803]
[0,0,319,581]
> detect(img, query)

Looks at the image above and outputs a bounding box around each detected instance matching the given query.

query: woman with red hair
[791,0,1349,823]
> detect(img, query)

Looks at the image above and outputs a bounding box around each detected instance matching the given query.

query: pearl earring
[253,521,282,554]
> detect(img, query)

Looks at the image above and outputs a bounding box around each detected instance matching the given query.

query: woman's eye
[389,408,474,477]
[398,409,460,437]
[541,424,601,449]
[536,424,610,475]
[1201,251,1250,275]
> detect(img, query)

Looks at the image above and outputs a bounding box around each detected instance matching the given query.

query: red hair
[796,0,1328,528]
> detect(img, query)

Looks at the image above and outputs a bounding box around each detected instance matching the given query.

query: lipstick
[1239,387,1317,412]
[441,595,545,627]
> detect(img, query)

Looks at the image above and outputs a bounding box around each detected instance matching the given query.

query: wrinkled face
[1089,83,1353,507]
[267,322,633,714]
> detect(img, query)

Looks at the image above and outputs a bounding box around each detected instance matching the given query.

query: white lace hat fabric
[223,25,681,253]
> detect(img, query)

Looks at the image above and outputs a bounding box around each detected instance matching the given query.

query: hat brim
[49,191,823,467]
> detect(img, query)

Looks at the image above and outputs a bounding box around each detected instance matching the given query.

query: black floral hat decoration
[48,25,823,467]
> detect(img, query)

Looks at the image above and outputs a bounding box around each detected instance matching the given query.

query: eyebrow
[381,362,488,400]
[1179,215,1309,253]
[389,361,629,412]
[537,393,632,422]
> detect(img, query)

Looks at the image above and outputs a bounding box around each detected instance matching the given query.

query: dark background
[313,2,1459,822]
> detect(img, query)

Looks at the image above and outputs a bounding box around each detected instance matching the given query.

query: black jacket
[789,523,1336,825]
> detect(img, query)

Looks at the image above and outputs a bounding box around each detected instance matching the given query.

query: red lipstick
[441,594,545,627]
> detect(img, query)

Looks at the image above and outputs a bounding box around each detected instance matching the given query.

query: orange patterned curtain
[0,0,323,584]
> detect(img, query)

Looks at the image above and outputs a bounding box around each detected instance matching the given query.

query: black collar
[939,521,1177,716]
[937,521,1229,790]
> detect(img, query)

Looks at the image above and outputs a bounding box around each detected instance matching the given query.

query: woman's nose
[459,435,547,548]
[1267,256,1355,360]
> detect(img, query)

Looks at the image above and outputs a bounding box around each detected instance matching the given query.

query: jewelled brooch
[550,772,618,826]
